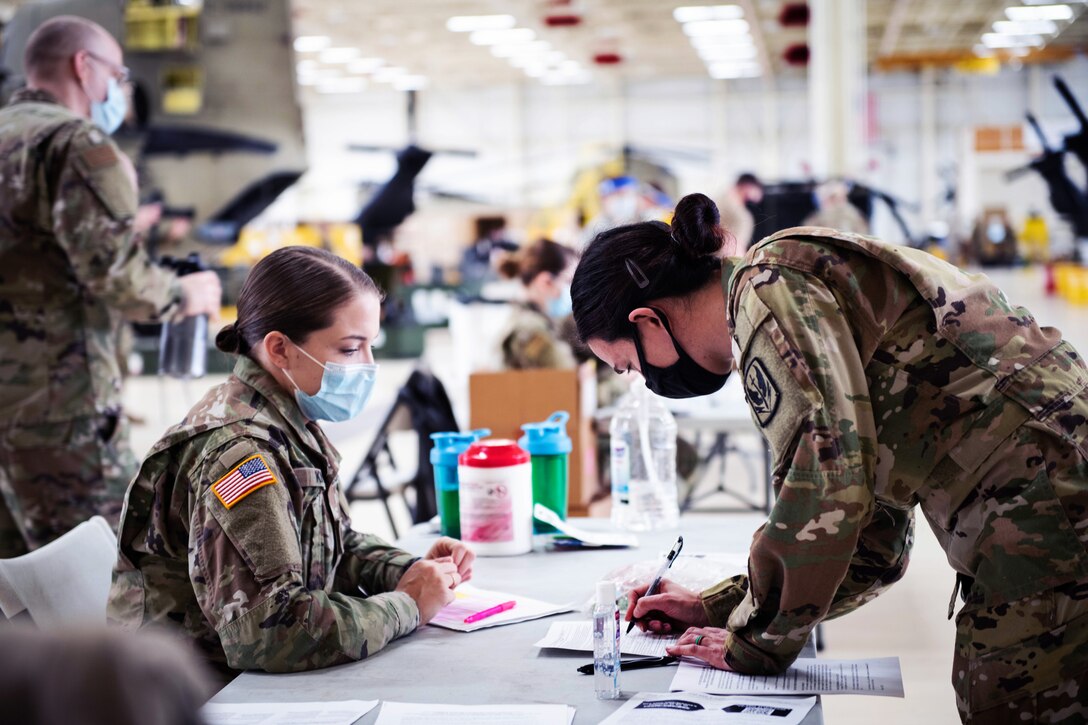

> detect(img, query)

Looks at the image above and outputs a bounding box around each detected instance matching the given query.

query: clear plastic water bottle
[609,379,679,531]
[593,581,621,699]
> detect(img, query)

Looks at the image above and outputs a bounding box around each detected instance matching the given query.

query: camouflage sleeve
[330,487,420,596]
[706,266,907,674]
[189,440,419,673]
[51,125,181,321]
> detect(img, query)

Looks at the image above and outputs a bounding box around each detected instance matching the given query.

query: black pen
[626,535,684,634]
[577,655,678,675]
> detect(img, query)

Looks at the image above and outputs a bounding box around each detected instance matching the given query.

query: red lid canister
[458,439,530,468]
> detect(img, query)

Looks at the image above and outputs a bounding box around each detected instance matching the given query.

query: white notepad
[428,584,573,632]
[533,620,679,656]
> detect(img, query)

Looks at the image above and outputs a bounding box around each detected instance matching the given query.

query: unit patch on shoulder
[79,143,119,170]
[212,454,278,509]
[744,357,780,427]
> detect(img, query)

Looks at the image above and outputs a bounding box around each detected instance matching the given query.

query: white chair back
[0,516,117,628]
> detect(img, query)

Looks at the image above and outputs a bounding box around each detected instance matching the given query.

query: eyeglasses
[85,51,130,83]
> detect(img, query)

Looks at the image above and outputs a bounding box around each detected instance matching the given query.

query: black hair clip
[625,258,650,289]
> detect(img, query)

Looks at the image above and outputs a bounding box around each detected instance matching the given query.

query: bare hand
[395,558,460,624]
[666,627,732,670]
[134,203,163,236]
[424,537,474,584]
[177,271,222,321]
[627,579,710,634]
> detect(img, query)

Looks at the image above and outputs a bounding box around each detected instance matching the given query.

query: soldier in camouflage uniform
[497,238,578,371]
[0,17,220,557]
[572,193,1088,723]
[110,246,472,678]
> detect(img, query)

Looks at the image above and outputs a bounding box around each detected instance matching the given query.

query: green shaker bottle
[429,429,489,538]
[518,411,572,534]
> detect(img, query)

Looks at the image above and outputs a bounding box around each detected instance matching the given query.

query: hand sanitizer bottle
[593,580,621,699]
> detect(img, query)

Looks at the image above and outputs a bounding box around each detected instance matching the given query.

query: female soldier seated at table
[109,247,473,678]
[497,238,579,370]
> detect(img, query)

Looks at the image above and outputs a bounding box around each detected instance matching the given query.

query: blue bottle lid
[430,429,490,467]
[518,411,572,456]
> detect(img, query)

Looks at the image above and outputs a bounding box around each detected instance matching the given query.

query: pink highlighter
[463,600,517,624]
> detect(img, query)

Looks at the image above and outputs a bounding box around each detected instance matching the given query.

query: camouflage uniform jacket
[702,226,1088,674]
[0,89,181,428]
[109,355,421,675]
[500,303,576,370]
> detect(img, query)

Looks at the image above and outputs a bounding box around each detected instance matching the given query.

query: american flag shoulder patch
[212,454,278,509]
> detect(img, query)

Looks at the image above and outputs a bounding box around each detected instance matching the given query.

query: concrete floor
[124,265,1085,724]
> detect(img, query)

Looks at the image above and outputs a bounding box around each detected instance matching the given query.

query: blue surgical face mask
[547,283,572,319]
[284,342,378,422]
[90,77,127,135]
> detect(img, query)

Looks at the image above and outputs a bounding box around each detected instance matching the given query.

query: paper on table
[599,692,817,725]
[201,700,379,725]
[429,584,573,632]
[375,701,575,725]
[534,504,638,548]
[533,620,679,656]
[670,656,904,697]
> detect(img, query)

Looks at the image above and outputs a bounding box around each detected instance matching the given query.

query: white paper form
[428,584,573,632]
[534,504,639,547]
[670,657,904,697]
[201,700,378,725]
[533,620,679,656]
[375,702,575,725]
[600,692,817,725]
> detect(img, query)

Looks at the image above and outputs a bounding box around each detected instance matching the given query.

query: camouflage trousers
[0,413,137,557]
[954,579,1088,723]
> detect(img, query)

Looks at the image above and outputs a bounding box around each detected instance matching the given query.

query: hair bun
[671,193,726,258]
[215,323,241,354]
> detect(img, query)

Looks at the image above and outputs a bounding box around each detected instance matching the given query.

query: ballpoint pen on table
[577,656,678,675]
[463,600,516,624]
[626,535,684,635]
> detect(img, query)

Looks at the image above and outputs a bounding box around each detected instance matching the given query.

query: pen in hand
[626,535,684,635]
[463,600,516,624]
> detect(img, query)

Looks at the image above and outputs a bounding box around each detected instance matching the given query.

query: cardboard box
[469,367,599,516]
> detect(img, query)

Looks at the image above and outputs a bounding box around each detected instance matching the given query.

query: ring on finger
[694,634,704,645]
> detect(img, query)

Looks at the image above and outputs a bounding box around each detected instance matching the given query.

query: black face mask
[631,308,730,399]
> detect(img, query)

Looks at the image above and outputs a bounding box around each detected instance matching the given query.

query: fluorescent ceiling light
[981,32,1045,47]
[690,34,755,49]
[682,19,750,36]
[470,28,535,45]
[447,15,516,32]
[697,44,758,60]
[373,66,408,82]
[319,47,360,63]
[1005,4,1074,21]
[394,75,428,91]
[490,40,551,58]
[509,54,553,68]
[293,36,331,52]
[673,5,744,23]
[523,65,548,77]
[347,58,384,74]
[316,78,368,94]
[709,63,761,79]
[993,19,1059,33]
[296,60,319,72]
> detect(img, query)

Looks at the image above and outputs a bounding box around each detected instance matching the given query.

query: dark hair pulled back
[498,238,577,285]
[215,246,383,356]
[571,193,732,344]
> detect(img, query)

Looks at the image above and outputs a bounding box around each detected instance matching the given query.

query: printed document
[429,584,573,632]
[534,504,639,547]
[534,620,679,656]
[201,700,378,725]
[670,657,904,697]
[600,692,817,725]
[375,701,575,725]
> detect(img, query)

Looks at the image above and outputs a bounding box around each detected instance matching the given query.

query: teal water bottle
[429,429,489,538]
[518,411,572,534]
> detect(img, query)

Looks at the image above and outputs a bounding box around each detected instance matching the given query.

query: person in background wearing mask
[497,238,579,370]
[570,194,1087,723]
[0,16,221,557]
[110,247,473,680]
[717,172,763,252]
